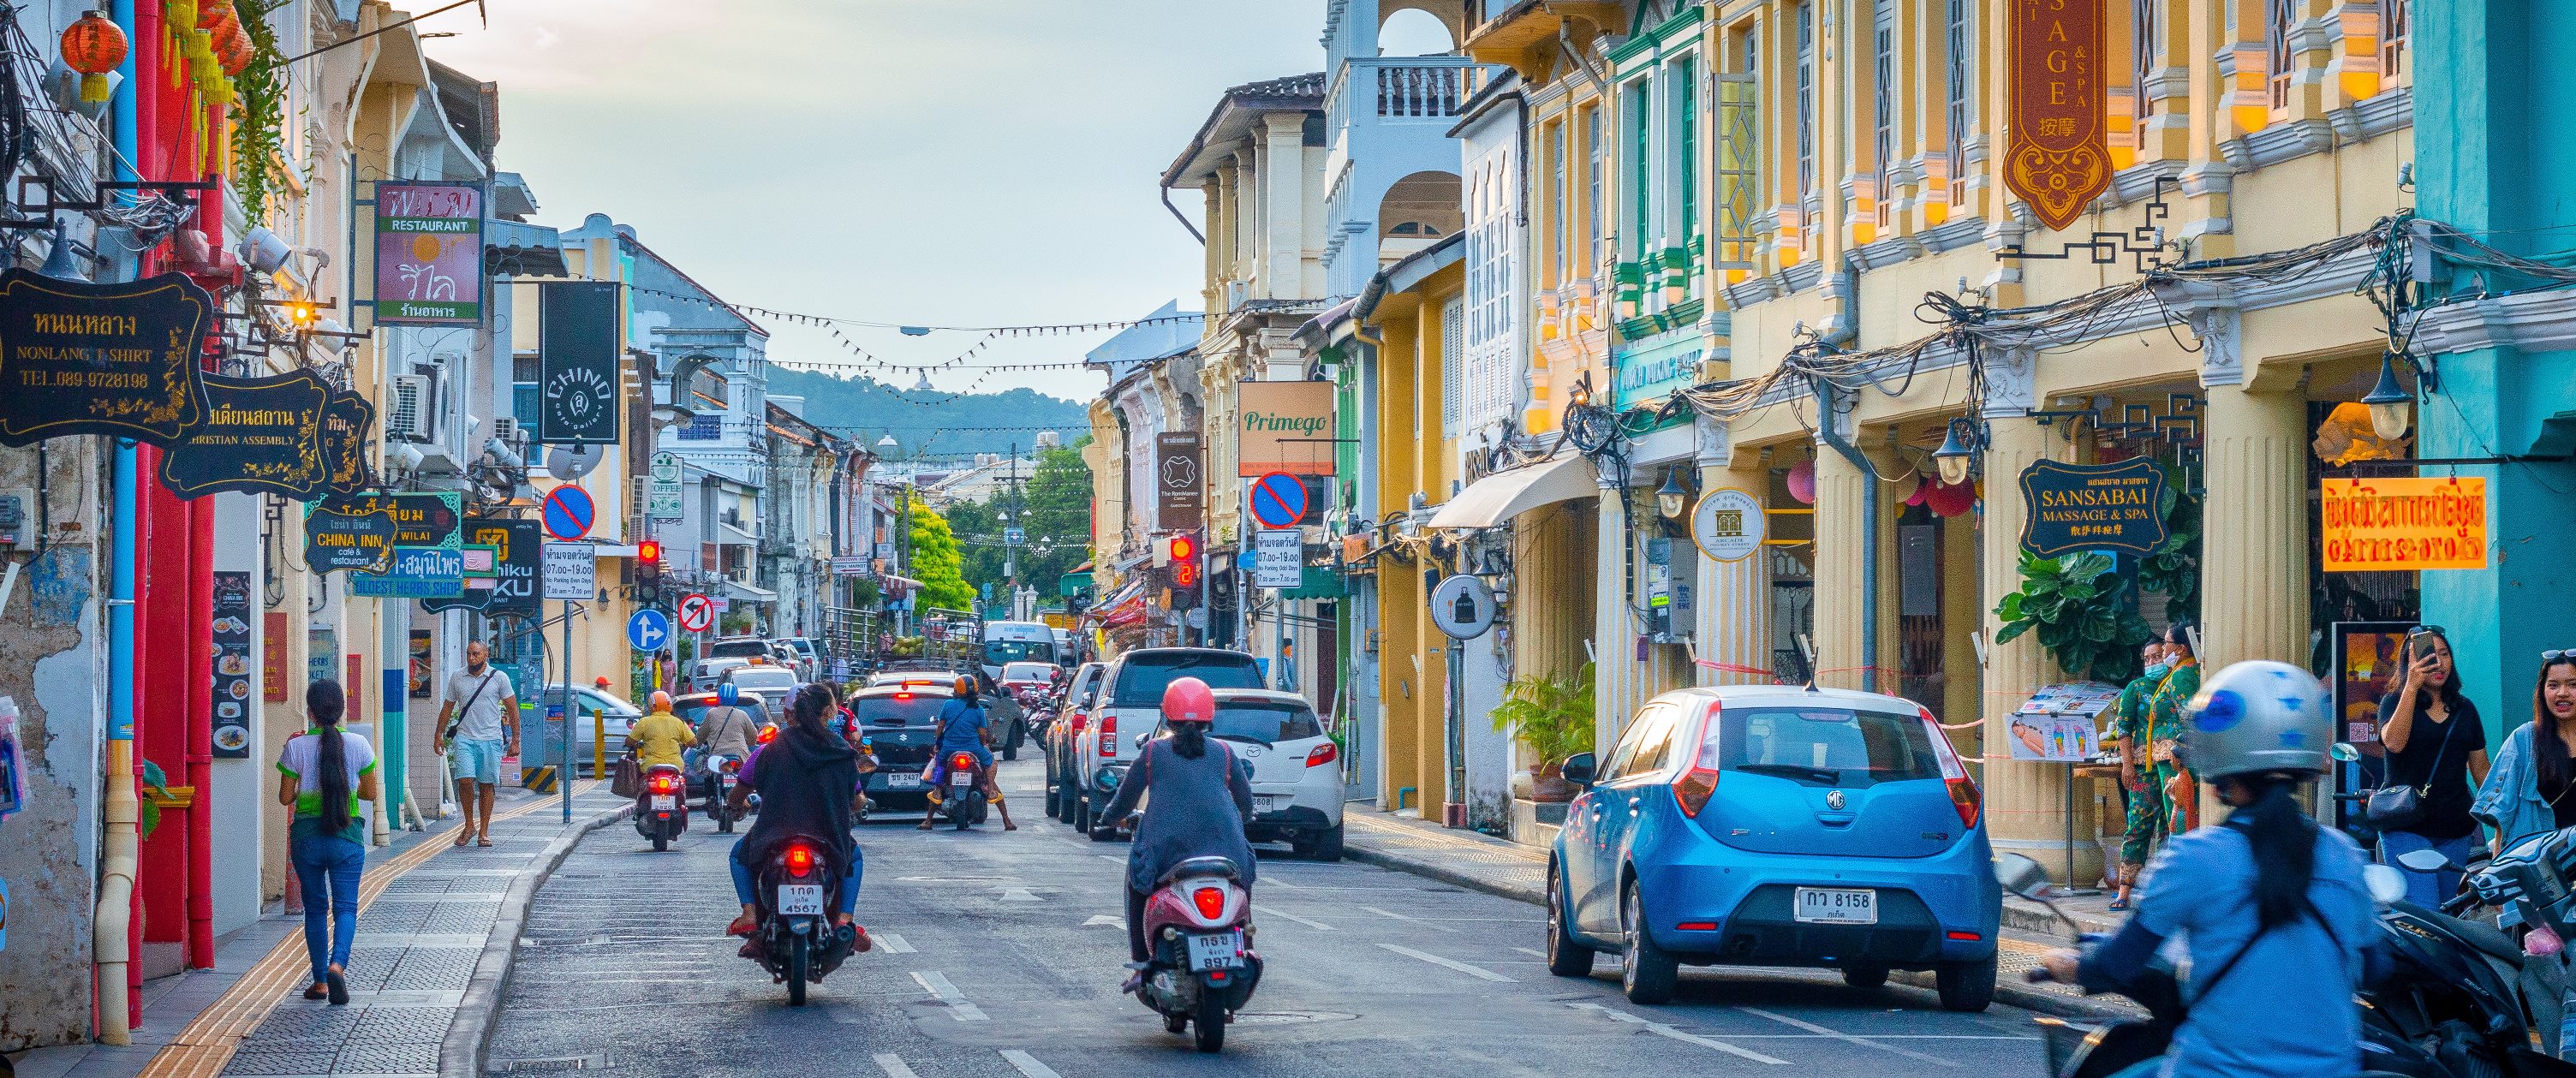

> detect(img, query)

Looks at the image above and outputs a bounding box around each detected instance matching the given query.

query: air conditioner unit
[388,374,434,442]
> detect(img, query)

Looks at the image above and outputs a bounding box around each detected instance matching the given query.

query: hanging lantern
[1786,460,1817,505]
[216,22,253,75]
[62,11,128,104]
[196,0,236,39]
[164,0,195,40]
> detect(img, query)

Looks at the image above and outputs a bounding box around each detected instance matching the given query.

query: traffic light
[636,539,662,603]
[1166,533,1201,589]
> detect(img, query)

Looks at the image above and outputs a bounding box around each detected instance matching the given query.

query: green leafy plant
[1993,551,2153,684]
[137,759,173,840]
[228,1,291,217]
[1490,663,1596,771]
[2137,465,2201,623]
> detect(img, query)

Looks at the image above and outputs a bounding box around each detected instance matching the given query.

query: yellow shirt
[627,712,695,768]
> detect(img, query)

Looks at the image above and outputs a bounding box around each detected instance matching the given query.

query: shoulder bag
[2366,706,2460,831]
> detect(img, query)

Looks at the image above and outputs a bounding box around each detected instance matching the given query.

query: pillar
[1262,115,1307,301]
[1810,439,1870,691]
[1978,408,2083,880]
[2198,382,2312,671]
[1696,426,1771,686]
[1592,474,1647,749]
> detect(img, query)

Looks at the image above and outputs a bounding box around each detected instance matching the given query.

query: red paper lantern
[216,21,252,75]
[1926,479,1977,518]
[195,0,236,39]
[61,11,128,104]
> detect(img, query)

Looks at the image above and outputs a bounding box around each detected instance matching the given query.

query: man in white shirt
[433,640,519,846]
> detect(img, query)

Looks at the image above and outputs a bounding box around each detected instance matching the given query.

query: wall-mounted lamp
[2361,351,2414,441]
[1655,468,1691,519]
[1934,417,1983,487]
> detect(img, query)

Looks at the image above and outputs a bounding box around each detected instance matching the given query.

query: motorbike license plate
[1185,931,1244,971]
[1793,887,1877,925]
[777,884,825,916]
[649,795,677,811]
[949,771,975,789]
[719,773,737,789]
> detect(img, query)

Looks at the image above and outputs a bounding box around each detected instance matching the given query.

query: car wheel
[1307,822,1345,861]
[1619,883,1679,1004]
[1841,962,1889,991]
[1545,863,1595,978]
[1935,955,1997,1013]
[1043,774,1061,817]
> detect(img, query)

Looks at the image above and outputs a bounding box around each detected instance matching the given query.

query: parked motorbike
[936,751,988,830]
[634,762,689,851]
[1130,855,1261,1052]
[701,753,744,833]
[2407,828,2576,1059]
[740,836,860,1006]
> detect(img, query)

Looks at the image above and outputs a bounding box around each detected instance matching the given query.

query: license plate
[649,795,676,810]
[1793,887,1877,925]
[1254,795,1285,814]
[720,775,737,789]
[777,884,824,916]
[949,771,975,788]
[1185,930,1244,971]
[886,774,921,789]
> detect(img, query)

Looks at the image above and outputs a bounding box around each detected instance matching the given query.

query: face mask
[2144,663,2171,680]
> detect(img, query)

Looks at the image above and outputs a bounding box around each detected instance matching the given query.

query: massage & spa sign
[374,182,485,325]
[2018,458,2168,557]
[2320,476,2490,571]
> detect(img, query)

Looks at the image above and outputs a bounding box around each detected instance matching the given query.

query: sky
[407,2,1442,407]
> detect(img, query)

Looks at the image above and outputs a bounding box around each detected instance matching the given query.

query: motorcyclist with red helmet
[1098,676,1256,992]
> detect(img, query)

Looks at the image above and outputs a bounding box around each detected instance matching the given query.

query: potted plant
[1491,663,1595,803]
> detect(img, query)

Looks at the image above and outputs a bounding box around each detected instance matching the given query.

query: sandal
[476,835,493,848]
[453,829,472,848]
[325,964,349,1006]
[2107,896,2131,912]
[303,983,329,1000]
[726,913,760,937]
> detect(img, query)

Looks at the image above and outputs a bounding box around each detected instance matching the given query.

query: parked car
[545,685,642,773]
[1210,688,1343,859]
[1067,648,1263,839]
[1545,685,1999,1010]
[1045,661,1106,821]
[847,682,952,816]
[776,637,821,680]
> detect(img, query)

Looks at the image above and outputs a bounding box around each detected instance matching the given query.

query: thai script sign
[373,182,484,325]
[349,546,465,599]
[2018,458,2168,557]
[0,269,212,446]
[537,281,620,444]
[2319,476,2489,571]
[320,390,375,495]
[1237,380,1335,477]
[2006,0,2111,231]
[304,491,461,574]
[158,371,331,499]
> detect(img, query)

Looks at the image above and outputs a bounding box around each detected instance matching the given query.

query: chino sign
[2006,0,2111,232]
[1237,380,1335,477]
[2018,458,2168,557]
[537,281,620,444]
[0,269,213,447]
[158,371,332,499]
[2319,476,2490,571]
[374,182,485,325]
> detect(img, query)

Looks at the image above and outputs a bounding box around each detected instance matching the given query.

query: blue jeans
[729,838,860,914]
[290,833,367,984]
[2382,830,2473,908]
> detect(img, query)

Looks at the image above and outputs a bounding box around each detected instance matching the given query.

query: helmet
[718,682,739,706]
[1161,676,1215,726]
[648,690,672,713]
[593,676,611,689]
[954,676,975,696]
[2179,660,2332,782]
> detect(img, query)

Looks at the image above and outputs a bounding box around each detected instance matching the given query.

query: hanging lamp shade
[1926,478,1977,518]
[1785,460,1816,505]
[61,12,128,104]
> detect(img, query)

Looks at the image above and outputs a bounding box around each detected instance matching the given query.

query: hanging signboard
[2018,458,2168,557]
[2005,0,2111,232]
[436,518,540,618]
[0,269,212,447]
[1155,431,1203,528]
[319,390,375,496]
[350,545,465,599]
[1236,380,1336,477]
[157,370,331,500]
[647,450,684,519]
[2319,476,2489,571]
[303,496,402,574]
[543,542,595,600]
[537,281,621,444]
[1690,488,1766,562]
[1252,529,1302,589]
[373,182,485,325]
[211,571,252,758]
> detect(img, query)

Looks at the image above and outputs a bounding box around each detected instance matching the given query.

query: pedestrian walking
[2471,652,2576,1059]
[2376,625,2490,908]
[434,640,520,848]
[2109,640,2167,910]
[277,680,376,1005]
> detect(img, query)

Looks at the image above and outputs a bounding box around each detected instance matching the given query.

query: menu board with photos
[211,572,253,758]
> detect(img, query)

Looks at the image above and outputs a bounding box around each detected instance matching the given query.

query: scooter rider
[2041,660,2383,1078]
[918,676,1017,831]
[724,684,870,948]
[627,691,695,770]
[698,683,760,762]
[1098,676,1255,994]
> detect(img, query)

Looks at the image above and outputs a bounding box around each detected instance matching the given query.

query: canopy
[1427,449,1598,530]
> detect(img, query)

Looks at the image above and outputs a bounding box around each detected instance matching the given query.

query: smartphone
[2408,628,2440,662]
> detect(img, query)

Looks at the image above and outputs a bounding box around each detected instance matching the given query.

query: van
[978,620,1056,684]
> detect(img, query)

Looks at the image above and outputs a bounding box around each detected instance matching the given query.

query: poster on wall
[263,611,290,702]
[536,281,622,445]
[2018,458,2169,557]
[1235,380,1335,477]
[2331,622,2413,753]
[2319,476,2489,571]
[2005,0,2111,230]
[157,370,332,499]
[408,629,433,700]
[210,571,253,758]
[373,182,485,325]
[0,269,213,447]
[2004,682,2121,762]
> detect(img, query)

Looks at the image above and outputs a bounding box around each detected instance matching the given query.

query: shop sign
[2018,458,2168,557]
[263,611,289,702]
[320,390,375,495]
[2319,476,2489,571]
[647,450,683,519]
[1155,431,1203,528]
[303,496,402,574]
[211,572,252,758]
[351,545,465,599]
[385,491,462,550]
[1610,342,1702,410]
[0,269,212,447]
[157,371,331,500]
[373,182,485,325]
[438,518,540,618]
[2006,0,2111,231]
[1690,488,1765,562]
[1236,381,1335,477]
[537,281,620,444]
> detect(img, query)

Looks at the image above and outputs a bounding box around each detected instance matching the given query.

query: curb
[1887,969,2143,1021]
[1343,842,1548,906]
[439,803,631,1078]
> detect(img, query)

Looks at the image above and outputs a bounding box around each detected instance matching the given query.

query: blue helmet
[718,682,739,706]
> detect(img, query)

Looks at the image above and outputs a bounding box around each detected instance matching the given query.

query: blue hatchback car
[1547,685,2001,1009]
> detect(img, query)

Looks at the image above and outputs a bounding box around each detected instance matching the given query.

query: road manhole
[492,1052,609,1071]
[1228,1010,1357,1026]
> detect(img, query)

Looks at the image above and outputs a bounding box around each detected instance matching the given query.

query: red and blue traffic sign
[1249,471,1309,529]
[541,484,594,542]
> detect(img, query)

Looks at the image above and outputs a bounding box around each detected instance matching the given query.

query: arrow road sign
[1249,471,1309,529]
[676,592,715,634]
[627,609,671,652]
[541,484,595,542]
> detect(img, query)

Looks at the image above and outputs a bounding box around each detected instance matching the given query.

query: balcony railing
[1326,57,1493,135]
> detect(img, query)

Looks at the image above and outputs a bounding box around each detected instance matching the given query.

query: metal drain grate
[494,1053,610,1072]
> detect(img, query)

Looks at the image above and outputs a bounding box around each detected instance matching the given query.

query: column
[2198,382,2311,671]
[1592,474,1646,750]
[1809,440,1869,691]
[1201,180,1227,313]
[1696,423,1770,685]
[1262,115,1307,301]
[1978,349,2081,879]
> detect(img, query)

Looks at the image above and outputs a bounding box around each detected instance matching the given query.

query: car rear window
[674,699,770,727]
[1003,663,1054,682]
[1714,707,1940,788]
[1213,701,1321,744]
[856,694,946,727]
[729,670,797,690]
[1110,653,1264,707]
[707,640,771,658]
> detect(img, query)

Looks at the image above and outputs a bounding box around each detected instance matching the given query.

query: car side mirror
[1559,753,1597,787]
[2329,741,2361,763]
[2364,864,2409,906]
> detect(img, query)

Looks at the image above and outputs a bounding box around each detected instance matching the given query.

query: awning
[719,522,760,546]
[1428,449,1597,530]
[728,581,778,604]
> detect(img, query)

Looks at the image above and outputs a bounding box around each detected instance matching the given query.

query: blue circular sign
[1249,472,1309,529]
[626,609,671,653]
[541,484,594,541]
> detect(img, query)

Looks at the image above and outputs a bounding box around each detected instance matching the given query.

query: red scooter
[635,763,688,851]
[1133,855,1261,1052]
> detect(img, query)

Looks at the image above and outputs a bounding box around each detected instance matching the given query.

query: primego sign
[1237,380,1334,477]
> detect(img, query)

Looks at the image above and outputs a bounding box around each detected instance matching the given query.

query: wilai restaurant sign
[2018,458,2168,557]
[0,269,213,446]
[1237,380,1335,477]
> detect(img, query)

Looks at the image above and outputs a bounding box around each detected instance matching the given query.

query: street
[484,760,2050,1076]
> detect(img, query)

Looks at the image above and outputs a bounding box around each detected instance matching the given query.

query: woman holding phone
[2378,626,2490,907]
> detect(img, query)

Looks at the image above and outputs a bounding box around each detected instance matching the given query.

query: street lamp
[1655,468,1691,519]
[1934,418,1981,487]
[2362,351,2414,440]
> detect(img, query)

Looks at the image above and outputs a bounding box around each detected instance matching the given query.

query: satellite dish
[546,443,604,480]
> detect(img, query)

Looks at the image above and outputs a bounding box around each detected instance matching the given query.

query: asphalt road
[486,759,2054,1076]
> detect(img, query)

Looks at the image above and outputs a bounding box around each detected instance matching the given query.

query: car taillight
[1071,714,1088,735]
[1192,886,1226,920]
[1306,741,1339,768]
[894,692,913,700]
[1922,707,1981,829]
[784,843,814,876]
[1673,700,1722,817]
[1098,715,1118,756]
[756,725,778,744]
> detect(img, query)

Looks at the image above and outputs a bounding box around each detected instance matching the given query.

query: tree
[904,494,975,613]
[939,445,1095,605]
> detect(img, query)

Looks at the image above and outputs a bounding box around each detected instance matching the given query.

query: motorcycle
[701,753,744,833]
[935,751,988,830]
[740,836,860,1006]
[2406,827,2576,1059]
[634,762,688,851]
[1131,855,1261,1053]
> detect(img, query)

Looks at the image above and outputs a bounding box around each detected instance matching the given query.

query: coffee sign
[0,269,212,447]
[158,371,331,499]
[2018,458,2169,557]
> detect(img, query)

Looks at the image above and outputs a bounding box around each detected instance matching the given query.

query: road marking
[1083,914,1124,927]
[874,933,915,954]
[997,887,1041,902]
[1512,946,1546,958]
[1360,905,1456,932]
[1000,1050,1061,1077]
[1374,942,1515,982]
[1569,1002,1788,1065]
[1096,855,1125,863]
[1253,904,1333,931]
[873,1052,919,1078]
[1738,1006,1953,1067]
[909,970,988,1021]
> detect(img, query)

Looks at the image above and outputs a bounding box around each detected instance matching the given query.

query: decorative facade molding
[2406,289,2576,357]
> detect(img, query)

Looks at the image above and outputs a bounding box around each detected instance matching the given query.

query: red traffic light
[638,539,661,566]
[1169,533,1196,563]
[1175,560,1201,589]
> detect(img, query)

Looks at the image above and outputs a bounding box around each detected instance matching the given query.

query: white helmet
[2179,660,2332,781]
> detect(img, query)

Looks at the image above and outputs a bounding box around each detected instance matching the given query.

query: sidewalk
[1339,806,2139,1020]
[12,784,624,1078]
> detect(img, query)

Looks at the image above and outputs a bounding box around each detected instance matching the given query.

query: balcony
[1326,57,1491,137]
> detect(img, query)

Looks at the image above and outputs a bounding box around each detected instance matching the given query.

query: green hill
[766,369,1092,456]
